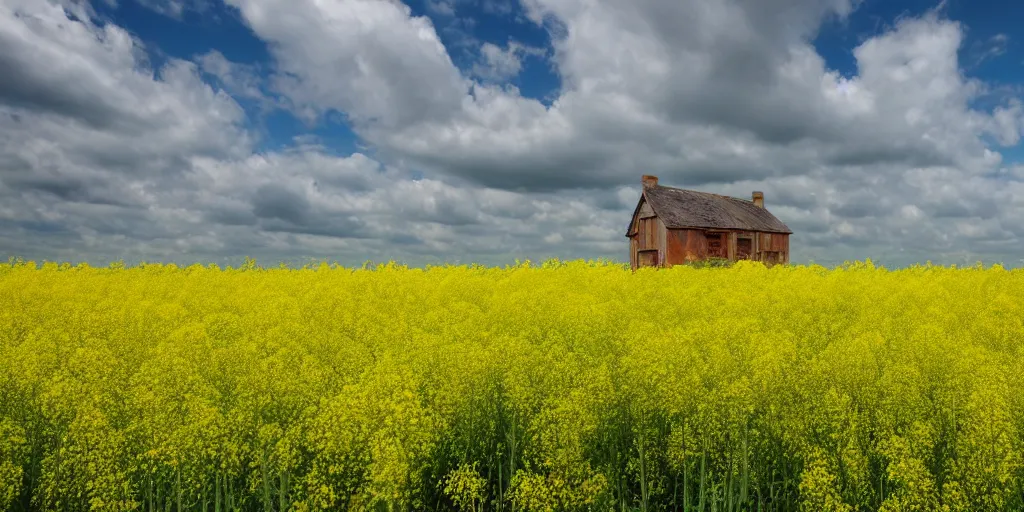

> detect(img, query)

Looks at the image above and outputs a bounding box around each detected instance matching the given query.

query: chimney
[752,191,764,208]
[642,175,659,189]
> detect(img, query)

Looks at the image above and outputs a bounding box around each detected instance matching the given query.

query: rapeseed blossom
[0,258,1022,511]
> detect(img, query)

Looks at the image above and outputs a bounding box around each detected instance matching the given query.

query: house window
[706,233,724,258]
[638,249,658,268]
[737,237,752,259]
[761,251,783,264]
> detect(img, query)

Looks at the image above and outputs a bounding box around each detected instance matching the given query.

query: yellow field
[1,259,1023,512]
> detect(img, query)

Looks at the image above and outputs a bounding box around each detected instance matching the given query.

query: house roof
[627,185,793,235]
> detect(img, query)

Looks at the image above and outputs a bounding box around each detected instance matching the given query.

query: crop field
[1,259,1023,512]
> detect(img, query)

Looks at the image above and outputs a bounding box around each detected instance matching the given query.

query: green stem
[215,471,221,512]
[699,442,707,512]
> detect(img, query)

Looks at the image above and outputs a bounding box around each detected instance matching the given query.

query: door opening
[737,237,752,259]
[638,249,658,268]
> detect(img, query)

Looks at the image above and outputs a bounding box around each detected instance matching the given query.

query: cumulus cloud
[183,147,627,263]
[0,0,249,261]
[215,0,1024,266]
[196,50,266,101]
[3,0,1024,268]
[224,0,469,130]
[0,1,254,265]
[471,41,546,82]
[223,0,1009,185]
[0,0,625,267]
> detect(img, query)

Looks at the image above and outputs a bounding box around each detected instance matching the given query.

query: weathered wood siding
[628,200,668,269]
[756,232,789,264]
[632,219,789,269]
[661,229,790,268]
[666,229,710,265]
[629,236,638,269]
[759,232,788,252]
[635,217,664,253]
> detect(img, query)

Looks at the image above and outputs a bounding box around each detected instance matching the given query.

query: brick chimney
[752,191,764,208]
[642,175,659,189]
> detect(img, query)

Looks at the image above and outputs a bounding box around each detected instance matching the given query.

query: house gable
[626,193,658,237]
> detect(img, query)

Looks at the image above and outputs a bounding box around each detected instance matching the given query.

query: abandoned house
[626,175,792,270]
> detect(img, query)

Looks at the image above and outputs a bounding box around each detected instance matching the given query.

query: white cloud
[214,0,1024,266]
[471,41,546,82]
[968,33,1010,67]
[4,0,1024,268]
[0,0,629,267]
[425,0,455,17]
[131,0,210,19]
[196,50,265,101]
[0,0,249,260]
[225,0,469,130]
[990,99,1024,146]
[0,0,249,155]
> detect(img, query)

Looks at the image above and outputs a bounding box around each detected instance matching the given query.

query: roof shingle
[629,185,792,234]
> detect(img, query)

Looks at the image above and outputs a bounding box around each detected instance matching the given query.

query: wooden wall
[629,207,791,269]
[757,232,790,264]
[665,229,708,265]
[661,229,790,267]
[758,232,789,252]
[629,204,668,269]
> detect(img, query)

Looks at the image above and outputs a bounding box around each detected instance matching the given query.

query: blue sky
[2,0,1024,267]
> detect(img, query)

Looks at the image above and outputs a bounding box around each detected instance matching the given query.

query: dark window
[706,233,724,258]
[737,237,752,259]
[638,250,658,267]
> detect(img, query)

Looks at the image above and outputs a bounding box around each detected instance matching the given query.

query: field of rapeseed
[1,258,1023,512]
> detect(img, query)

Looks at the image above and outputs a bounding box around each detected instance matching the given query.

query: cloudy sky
[2,0,1024,268]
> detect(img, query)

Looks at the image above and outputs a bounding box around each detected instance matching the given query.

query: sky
[2,0,1024,268]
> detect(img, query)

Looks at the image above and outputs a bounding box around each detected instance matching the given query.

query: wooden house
[626,175,792,269]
